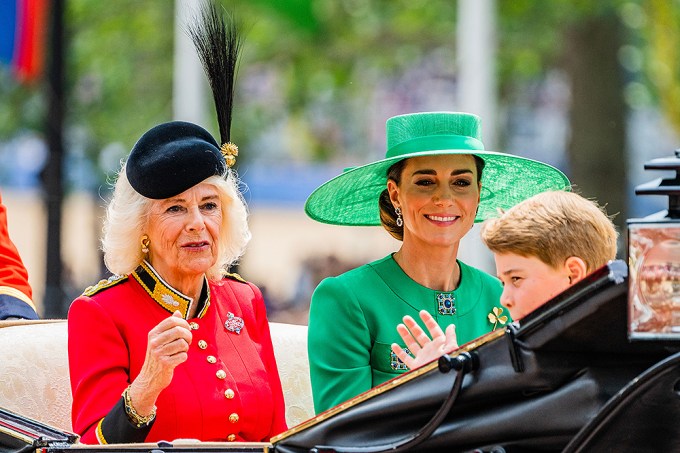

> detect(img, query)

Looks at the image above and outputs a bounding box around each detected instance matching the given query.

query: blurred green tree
[0,0,675,233]
[499,1,635,232]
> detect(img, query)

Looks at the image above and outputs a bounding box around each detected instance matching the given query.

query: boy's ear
[565,256,588,285]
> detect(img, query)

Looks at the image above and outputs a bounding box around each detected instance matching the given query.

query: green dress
[308,254,507,414]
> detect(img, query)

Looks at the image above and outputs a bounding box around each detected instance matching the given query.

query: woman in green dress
[304,111,570,414]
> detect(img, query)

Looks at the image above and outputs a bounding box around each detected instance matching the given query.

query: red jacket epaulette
[221,271,247,284]
[82,275,128,297]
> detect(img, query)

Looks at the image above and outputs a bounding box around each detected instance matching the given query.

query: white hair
[101,166,251,281]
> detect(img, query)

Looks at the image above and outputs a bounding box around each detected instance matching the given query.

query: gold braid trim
[95,418,107,445]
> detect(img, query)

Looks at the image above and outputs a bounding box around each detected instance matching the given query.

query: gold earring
[141,235,150,254]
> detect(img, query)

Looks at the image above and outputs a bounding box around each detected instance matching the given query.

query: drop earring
[395,207,403,227]
[141,235,150,254]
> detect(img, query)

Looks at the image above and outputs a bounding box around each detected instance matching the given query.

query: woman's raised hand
[129,311,193,416]
[391,310,458,370]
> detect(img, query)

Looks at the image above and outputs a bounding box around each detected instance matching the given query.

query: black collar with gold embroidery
[131,260,210,319]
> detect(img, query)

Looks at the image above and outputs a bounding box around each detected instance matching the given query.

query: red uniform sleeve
[68,296,135,444]
[248,282,288,437]
[0,192,37,319]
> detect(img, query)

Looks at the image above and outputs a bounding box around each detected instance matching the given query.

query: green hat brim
[304,149,571,226]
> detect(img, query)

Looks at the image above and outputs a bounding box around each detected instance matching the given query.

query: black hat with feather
[126,1,242,200]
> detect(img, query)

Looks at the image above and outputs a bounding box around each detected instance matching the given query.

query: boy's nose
[500,289,513,309]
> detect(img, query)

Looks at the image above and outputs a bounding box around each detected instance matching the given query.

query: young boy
[392,190,618,370]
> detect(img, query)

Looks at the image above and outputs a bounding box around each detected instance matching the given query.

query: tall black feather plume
[185,1,242,145]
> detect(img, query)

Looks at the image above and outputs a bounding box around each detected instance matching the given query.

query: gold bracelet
[122,385,157,428]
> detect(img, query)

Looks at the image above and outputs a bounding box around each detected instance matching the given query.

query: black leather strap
[310,353,477,453]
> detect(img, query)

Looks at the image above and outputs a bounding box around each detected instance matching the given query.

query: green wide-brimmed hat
[304,112,571,226]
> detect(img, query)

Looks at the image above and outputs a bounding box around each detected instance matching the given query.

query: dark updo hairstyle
[379,155,485,241]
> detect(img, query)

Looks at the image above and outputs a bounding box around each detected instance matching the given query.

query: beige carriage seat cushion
[0,320,73,431]
[269,321,314,427]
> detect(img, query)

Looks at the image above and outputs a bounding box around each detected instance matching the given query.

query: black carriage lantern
[628,149,680,340]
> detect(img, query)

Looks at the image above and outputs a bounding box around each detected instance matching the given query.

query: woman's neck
[393,240,461,292]
[174,278,204,319]
[175,277,203,302]
[146,260,205,315]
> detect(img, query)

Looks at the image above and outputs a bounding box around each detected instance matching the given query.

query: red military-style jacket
[68,261,287,444]
[0,191,37,320]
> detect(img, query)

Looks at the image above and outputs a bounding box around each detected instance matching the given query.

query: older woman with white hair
[67,2,286,445]
[67,121,286,445]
